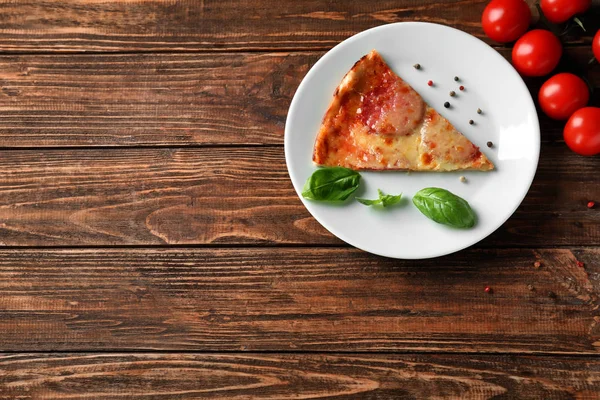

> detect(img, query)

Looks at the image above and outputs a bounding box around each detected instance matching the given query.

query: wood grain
[0,145,597,247]
[0,52,306,147]
[3,0,591,53]
[0,147,333,245]
[0,48,596,147]
[1,353,599,399]
[0,248,598,353]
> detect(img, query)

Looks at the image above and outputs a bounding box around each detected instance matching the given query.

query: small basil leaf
[412,187,476,228]
[378,189,402,207]
[302,167,361,202]
[356,197,382,206]
[356,189,402,207]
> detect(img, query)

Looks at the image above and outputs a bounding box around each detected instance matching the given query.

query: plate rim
[284,21,540,259]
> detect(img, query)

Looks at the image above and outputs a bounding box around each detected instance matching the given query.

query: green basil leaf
[378,189,402,207]
[302,167,361,202]
[412,187,476,228]
[356,197,382,206]
[356,189,402,207]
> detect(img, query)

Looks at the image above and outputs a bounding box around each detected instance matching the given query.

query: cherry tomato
[594,30,600,63]
[538,73,589,120]
[482,0,531,43]
[564,107,600,156]
[512,30,562,76]
[540,0,591,24]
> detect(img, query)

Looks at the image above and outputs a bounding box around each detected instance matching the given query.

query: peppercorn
[527,284,535,291]
[449,91,456,97]
[477,108,482,114]
[485,286,493,294]
[414,63,421,70]
[444,101,450,108]
[428,80,433,86]
[454,76,459,81]
[469,120,474,125]
[534,261,541,269]
[459,85,465,91]
[486,141,493,148]
[588,201,595,209]
[459,176,466,183]
[577,261,585,268]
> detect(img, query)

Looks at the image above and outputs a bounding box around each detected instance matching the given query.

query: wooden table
[0,1,599,398]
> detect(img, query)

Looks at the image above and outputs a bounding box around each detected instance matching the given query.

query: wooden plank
[0,0,596,53]
[0,145,597,247]
[0,147,334,246]
[0,52,302,147]
[0,48,596,147]
[0,0,581,53]
[1,353,599,399]
[0,248,598,353]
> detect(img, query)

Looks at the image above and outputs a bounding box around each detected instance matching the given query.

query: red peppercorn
[459,85,465,91]
[484,286,492,293]
[577,261,585,268]
[588,201,595,209]
[428,80,433,86]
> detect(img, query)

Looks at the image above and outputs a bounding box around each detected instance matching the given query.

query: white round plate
[285,22,540,259]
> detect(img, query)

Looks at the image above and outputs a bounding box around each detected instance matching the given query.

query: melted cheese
[419,108,488,171]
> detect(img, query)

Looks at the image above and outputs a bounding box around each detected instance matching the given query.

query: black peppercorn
[444,102,450,108]
[486,141,493,148]
[414,63,421,70]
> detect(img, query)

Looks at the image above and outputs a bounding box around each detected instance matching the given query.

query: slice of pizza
[313,50,494,171]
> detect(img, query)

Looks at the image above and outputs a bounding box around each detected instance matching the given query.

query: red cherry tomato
[594,30,600,63]
[482,0,531,43]
[538,73,589,120]
[540,0,591,24]
[564,107,600,156]
[512,30,562,77]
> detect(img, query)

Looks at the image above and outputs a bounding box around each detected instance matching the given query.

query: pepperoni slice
[357,69,425,136]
